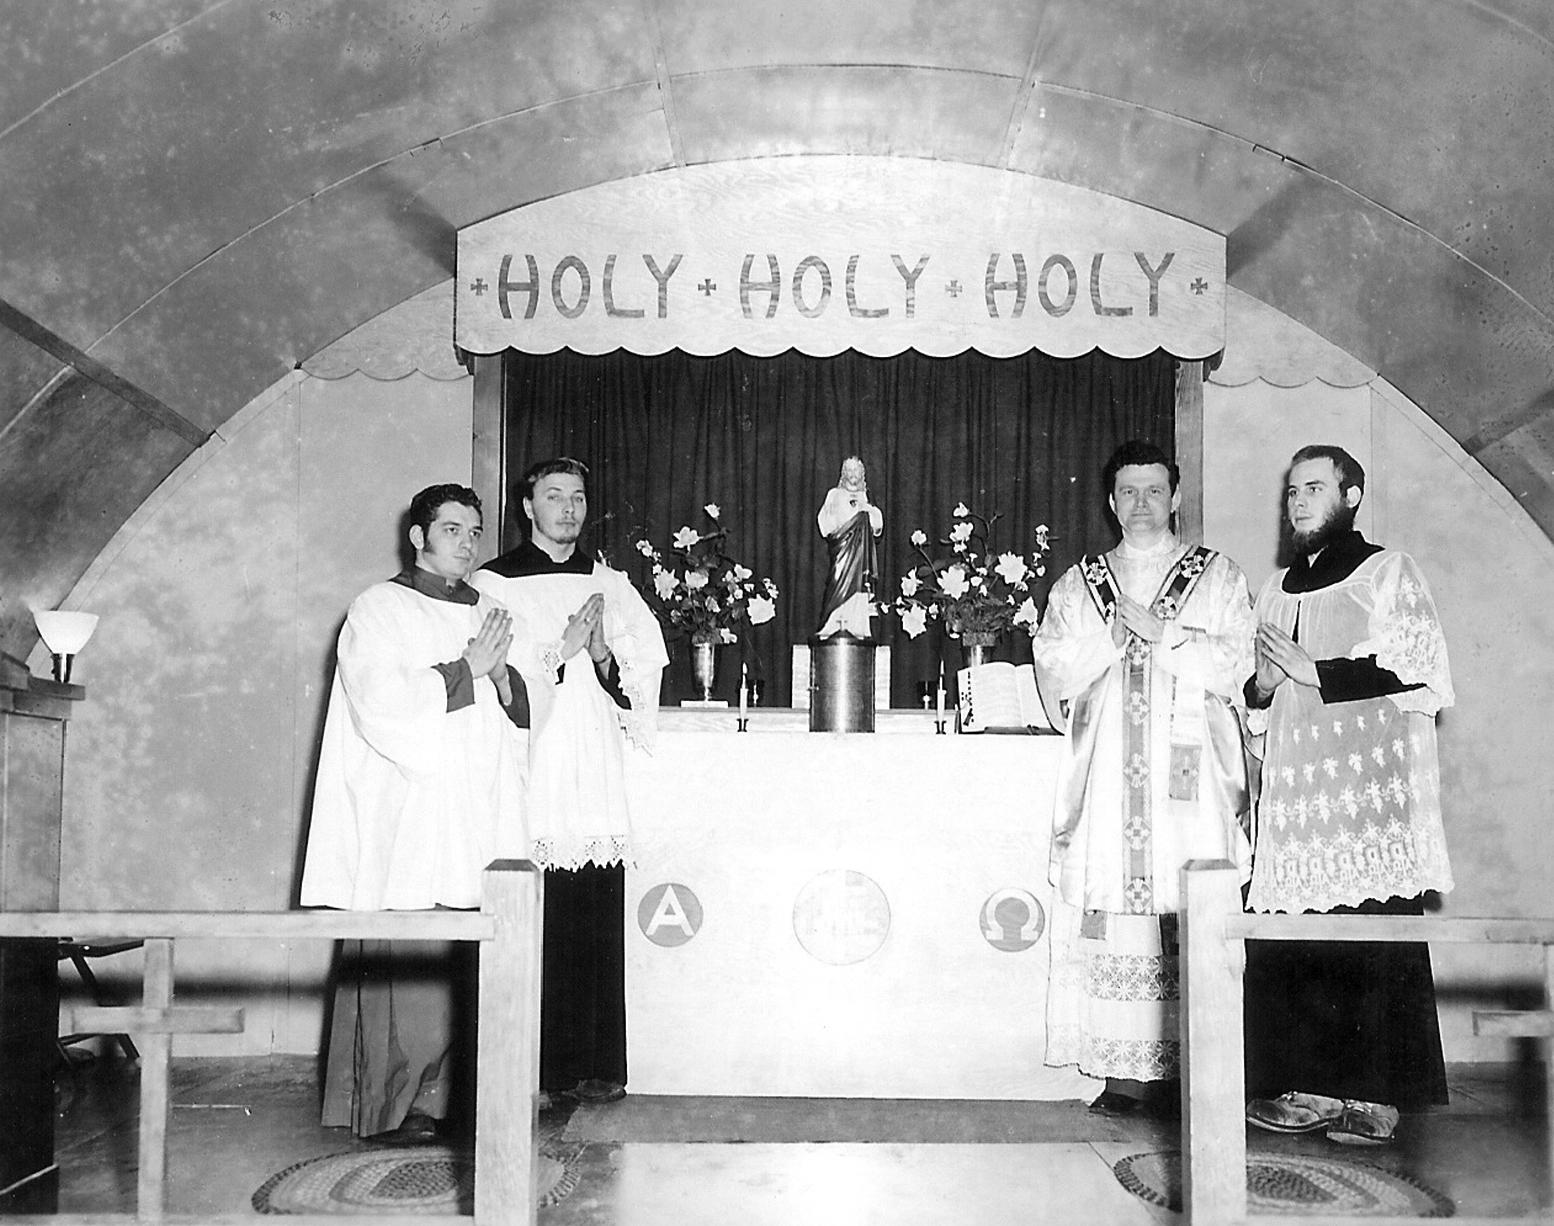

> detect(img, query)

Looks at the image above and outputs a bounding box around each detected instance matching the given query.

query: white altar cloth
[621,710,1095,1099]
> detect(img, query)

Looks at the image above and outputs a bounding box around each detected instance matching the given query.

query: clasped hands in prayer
[1108,600,1320,696]
[461,595,611,706]
[1254,622,1319,695]
[1110,594,1166,647]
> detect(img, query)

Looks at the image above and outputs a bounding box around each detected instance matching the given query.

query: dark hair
[1102,440,1179,494]
[407,484,482,536]
[1290,444,1366,496]
[518,457,589,503]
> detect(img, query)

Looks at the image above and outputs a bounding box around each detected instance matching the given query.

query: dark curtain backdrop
[502,347,1175,707]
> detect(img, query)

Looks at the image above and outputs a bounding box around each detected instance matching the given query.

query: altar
[621,709,1094,1100]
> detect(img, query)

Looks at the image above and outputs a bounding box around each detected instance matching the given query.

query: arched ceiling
[1,0,1550,655]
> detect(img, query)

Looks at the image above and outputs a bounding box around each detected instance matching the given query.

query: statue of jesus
[816,456,883,639]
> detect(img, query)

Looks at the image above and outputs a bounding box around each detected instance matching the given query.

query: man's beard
[1291,499,1357,555]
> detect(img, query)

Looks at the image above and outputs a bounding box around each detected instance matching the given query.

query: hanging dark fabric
[502,346,1176,706]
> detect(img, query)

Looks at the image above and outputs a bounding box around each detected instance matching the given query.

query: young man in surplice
[473,457,668,1106]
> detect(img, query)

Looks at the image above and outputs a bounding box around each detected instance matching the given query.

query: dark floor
[38,1053,1554,1222]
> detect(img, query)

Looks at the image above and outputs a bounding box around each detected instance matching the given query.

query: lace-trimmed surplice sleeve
[1354,551,1454,715]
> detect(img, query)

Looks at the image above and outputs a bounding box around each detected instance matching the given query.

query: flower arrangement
[893,502,1051,641]
[635,503,779,644]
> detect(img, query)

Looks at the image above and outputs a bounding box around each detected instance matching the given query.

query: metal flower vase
[960,631,997,670]
[690,638,719,701]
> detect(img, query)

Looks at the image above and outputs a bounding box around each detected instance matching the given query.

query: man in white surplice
[1032,440,1254,1118]
[473,457,667,1106]
[300,483,530,1142]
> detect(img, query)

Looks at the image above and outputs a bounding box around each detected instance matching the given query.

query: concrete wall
[41,289,1554,1062]
[44,369,473,1052]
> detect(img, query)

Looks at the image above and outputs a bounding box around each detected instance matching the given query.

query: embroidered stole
[1079,546,1215,913]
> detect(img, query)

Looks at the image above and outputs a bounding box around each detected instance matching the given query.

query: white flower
[747,595,776,625]
[685,570,709,590]
[653,570,680,598]
[635,539,655,556]
[953,502,970,518]
[764,578,779,596]
[719,627,738,643]
[733,563,752,580]
[901,606,928,638]
[704,503,721,519]
[939,565,970,599]
[1035,524,1050,548]
[910,529,928,546]
[900,572,921,598]
[950,522,973,544]
[1013,596,1039,629]
[705,596,719,611]
[995,552,1029,586]
[672,526,700,550]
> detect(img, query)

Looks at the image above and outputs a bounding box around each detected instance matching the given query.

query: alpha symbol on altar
[637,883,704,946]
[979,889,1045,952]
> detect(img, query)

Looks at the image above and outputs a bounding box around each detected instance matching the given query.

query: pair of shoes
[1327,1099,1399,1146]
[571,1078,626,1104]
[371,1109,441,1145]
[1088,1088,1144,1116]
[1246,1091,1345,1133]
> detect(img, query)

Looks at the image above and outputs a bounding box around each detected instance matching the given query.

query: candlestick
[738,663,749,730]
[935,677,946,734]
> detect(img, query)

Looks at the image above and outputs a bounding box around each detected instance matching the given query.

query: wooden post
[1174,359,1205,545]
[137,939,174,1221]
[475,860,543,1226]
[1180,861,1246,1226]
[1545,945,1554,1208]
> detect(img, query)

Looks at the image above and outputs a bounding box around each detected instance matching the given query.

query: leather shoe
[572,1078,626,1104]
[1088,1089,1144,1116]
[371,1109,441,1145]
[1327,1100,1399,1146]
[1246,1091,1346,1133]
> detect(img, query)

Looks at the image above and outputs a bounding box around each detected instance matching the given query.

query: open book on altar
[956,662,1057,734]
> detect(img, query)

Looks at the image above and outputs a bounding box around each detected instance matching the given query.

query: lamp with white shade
[32,610,98,683]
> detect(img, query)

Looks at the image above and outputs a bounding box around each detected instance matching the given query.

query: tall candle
[740,663,749,719]
[935,677,945,721]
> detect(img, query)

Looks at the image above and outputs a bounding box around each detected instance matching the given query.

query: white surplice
[1246,549,1454,914]
[472,562,667,870]
[1032,534,1254,1080]
[299,581,528,912]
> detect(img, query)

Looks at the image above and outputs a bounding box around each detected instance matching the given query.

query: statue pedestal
[807,635,875,732]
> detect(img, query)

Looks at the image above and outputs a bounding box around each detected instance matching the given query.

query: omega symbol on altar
[979,888,1045,952]
[637,883,703,947]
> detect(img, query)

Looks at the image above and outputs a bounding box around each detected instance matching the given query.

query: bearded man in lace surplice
[1033,440,1255,1118]
[1243,445,1453,1146]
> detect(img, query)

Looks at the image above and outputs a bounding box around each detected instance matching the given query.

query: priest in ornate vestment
[1242,445,1453,1147]
[301,484,529,1142]
[1032,440,1254,1116]
[473,457,668,1106]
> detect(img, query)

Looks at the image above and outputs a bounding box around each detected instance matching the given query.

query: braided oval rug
[1114,1150,1454,1217]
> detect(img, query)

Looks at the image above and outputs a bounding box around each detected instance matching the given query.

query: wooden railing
[1181,859,1554,1226]
[0,859,541,1226]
